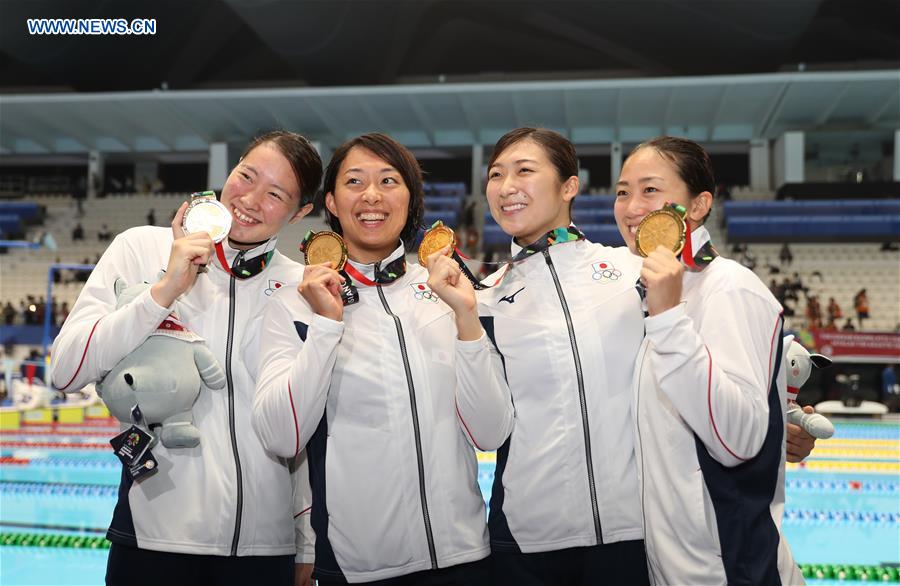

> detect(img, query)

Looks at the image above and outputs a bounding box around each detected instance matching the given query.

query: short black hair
[489,127,578,182]
[488,127,579,214]
[629,136,716,223]
[241,130,323,207]
[321,133,425,249]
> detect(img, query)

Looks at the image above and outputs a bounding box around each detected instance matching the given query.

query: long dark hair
[321,133,425,249]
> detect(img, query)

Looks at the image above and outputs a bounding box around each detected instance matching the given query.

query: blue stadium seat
[724,199,900,217]
[482,225,509,248]
[580,224,626,246]
[0,202,42,220]
[573,195,615,209]
[727,214,900,241]
[572,208,615,223]
[423,209,458,228]
[0,214,23,234]
[423,182,467,197]
[423,195,463,212]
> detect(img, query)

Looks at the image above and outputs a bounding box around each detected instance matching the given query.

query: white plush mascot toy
[784,335,834,439]
[96,280,226,448]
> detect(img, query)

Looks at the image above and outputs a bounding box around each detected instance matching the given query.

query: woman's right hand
[298,263,344,322]
[426,247,481,341]
[150,201,215,308]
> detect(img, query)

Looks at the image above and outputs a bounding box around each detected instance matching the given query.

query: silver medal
[183,196,232,244]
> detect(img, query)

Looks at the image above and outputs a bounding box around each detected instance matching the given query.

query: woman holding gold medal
[452,128,649,586]
[51,131,323,585]
[252,133,510,584]
[615,136,806,585]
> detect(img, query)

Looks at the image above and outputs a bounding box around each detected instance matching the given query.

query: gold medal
[304,231,348,271]
[418,221,456,266]
[183,192,232,244]
[635,207,686,258]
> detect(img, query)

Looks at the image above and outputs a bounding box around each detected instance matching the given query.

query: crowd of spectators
[2,296,70,327]
[765,251,874,331]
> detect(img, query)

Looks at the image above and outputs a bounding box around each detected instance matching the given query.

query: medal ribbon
[342,254,407,287]
[214,242,275,280]
[661,203,718,272]
[435,224,586,289]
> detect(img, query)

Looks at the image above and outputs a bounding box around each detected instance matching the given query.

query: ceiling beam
[756,82,791,138]
[815,82,850,127]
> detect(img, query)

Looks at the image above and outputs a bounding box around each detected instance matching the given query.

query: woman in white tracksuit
[614,136,805,585]
[458,128,650,586]
[251,133,511,584]
[50,131,323,585]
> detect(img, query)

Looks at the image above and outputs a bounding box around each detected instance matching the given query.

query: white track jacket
[471,236,646,553]
[632,226,803,585]
[252,244,512,583]
[51,226,312,560]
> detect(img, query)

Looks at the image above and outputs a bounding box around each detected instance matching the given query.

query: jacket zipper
[374,268,438,569]
[543,249,602,543]
[634,343,651,559]
[227,252,244,556]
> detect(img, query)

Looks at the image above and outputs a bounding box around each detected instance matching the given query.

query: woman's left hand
[295,563,314,586]
[641,246,685,316]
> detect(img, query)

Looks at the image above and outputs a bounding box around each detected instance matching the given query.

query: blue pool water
[1,421,898,585]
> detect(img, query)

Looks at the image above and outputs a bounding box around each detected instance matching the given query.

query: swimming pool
[2,420,898,585]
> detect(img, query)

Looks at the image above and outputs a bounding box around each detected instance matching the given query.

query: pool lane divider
[0,456,30,465]
[785,478,899,493]
[783,509,899,525]
[0,532,110,549]
[800,563,900,582]
[0,455,118,469]
[810,447,900,459]
[787,461,900,473]
[1,405,112,431]
[1,521,106,533]
[10,427,120,437]
[0,480,117,497]
[0,440,108,450]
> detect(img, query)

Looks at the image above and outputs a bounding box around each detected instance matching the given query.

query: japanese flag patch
[591,260,622,283]
[411,282,438,302]
[265,280,285,296]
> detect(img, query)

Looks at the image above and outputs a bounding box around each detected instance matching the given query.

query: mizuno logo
[499,286,526,304]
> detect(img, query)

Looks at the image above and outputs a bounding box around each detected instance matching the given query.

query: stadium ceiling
[0,0,898,92]
[0,70,898,155]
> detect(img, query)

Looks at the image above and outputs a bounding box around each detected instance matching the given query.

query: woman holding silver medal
[251,132,511,585]
[50,131,323,586]
[614,136,809,585]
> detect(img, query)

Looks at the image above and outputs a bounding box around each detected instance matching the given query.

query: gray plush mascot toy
[96,280,226,448]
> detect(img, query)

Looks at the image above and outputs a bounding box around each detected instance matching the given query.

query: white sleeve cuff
[644,302,686,337]
[310,312,346,334]
[455,331,488,354]
[295,551,316,564]
[139,286,176,316]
